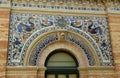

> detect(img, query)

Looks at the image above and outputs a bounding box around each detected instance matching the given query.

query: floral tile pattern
[7,13,113,66]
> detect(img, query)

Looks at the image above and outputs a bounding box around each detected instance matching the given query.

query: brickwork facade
[0,0,120,78]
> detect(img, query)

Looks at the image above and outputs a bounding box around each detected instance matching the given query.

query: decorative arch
[22,26,102,66]
[36,41,91,67]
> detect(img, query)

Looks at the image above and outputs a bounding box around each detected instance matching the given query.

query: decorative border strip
[12,3,105,11]
[109,8,120,11]
[0,1,9,5]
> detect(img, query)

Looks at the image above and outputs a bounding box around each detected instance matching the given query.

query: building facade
[0,0,120,78]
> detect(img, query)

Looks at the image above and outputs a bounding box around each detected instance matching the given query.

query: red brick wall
[0,11,10,78]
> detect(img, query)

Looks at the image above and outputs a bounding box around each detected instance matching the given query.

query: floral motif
[8,13,113,66]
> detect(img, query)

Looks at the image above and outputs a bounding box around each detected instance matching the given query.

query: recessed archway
[16,26,109,78]
[37,41,89,67]
[24,29,100,66]
[36,40,90,78]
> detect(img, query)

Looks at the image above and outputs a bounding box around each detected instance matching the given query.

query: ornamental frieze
[8,13,113,66]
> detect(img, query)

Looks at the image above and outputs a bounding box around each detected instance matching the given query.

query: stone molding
[78,66,115,75]
[7,66,46,71]
[7,66,38,71]
[6,66,115,75]
[6,66,45,76]
[11,10,107,17]
[0,0,120,15]
[78,66,115,70]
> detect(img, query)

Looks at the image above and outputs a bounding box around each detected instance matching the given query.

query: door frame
[45,67,79,78]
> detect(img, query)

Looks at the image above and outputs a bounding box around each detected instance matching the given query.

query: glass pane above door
[47,74,55,78]
[47,52,76,67]
[58,74,66,78]
[69,74,77,78]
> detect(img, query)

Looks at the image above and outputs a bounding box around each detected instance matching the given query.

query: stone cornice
[10,3,107,16]
[7,66,46,75]
[11,8,107,17]
[0,1,119,15]
[7,66,115,75]
[0,1,11,9]
[88,66,114,70]
[7,66,114,71]
[7,66,47,71]
[78,66,115,70]
[0,7,11,11]
[7,66,38,71]
[9,0,120,7]
[10,3,120,16]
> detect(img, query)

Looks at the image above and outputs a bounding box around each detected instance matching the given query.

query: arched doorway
[45,50,79,78]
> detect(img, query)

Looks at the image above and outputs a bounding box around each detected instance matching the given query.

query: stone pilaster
[108,13,120,78]
[0,1,11,77]
[37,67,46,78]
[78,67,88,78]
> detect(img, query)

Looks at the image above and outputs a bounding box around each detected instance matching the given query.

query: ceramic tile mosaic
[8,13,113,66]
[12,2,106,11]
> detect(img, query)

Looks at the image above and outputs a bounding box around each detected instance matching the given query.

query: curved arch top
[36,41,91,67]
[22,26,103,66]
[45,49,79,67]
